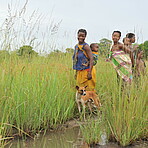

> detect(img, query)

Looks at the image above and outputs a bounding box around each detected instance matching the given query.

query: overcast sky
[0,0,148,51]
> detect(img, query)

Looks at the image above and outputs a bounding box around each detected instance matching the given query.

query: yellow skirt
[76,67,96,91]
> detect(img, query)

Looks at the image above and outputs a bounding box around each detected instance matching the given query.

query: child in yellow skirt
[73,29,96,91]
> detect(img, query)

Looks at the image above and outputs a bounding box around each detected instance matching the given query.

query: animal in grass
[75,86,101,117]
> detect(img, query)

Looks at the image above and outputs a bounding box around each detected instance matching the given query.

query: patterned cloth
[76,66,96,91]
[110,50,133,83]
[73,43,90,70]
[92,51,99,65]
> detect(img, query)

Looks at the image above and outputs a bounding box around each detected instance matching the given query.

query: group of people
[109,31,146,84]
[73,29,146,91]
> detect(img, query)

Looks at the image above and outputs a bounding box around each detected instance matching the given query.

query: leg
[81,100,86,120]
[76,92,81,112]
[88,100,92,113]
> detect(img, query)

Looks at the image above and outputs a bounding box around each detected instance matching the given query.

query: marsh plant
[0,1,147,147]
[79,59,148,146]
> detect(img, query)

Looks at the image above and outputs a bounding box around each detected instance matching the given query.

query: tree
[139,41,148,60]
[65,48,74,53]
[98,38,112,57]
[17,45,38,57]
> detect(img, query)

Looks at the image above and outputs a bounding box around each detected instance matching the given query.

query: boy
[90,43,99,65]
[110,31,133,83]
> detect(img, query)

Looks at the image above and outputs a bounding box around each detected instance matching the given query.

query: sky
[0,0,148,51]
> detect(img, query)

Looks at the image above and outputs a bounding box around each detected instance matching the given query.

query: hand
[87,71,92,80]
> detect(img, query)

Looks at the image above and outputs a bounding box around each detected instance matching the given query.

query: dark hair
[112,31,121,37]
[123,37,126,42]
[90,43,98,49]
[126,33,135,38]
[78,29,87,36]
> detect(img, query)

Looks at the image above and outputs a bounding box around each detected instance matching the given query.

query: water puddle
[5,126,147,148]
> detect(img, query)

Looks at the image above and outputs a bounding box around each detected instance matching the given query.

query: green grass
[80,59,148,146]
[0,53,147,147]
[0,53,76,144]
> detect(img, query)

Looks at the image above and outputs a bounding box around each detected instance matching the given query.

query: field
[0,53,147,146]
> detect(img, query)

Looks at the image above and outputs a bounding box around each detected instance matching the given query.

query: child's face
[92,44,99,52]
[112,32,120,43]
[78,32,86,43]
[124,38,130,45]
[131,36,135,43]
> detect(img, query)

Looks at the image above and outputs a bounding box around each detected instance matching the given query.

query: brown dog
[76,86,101,118]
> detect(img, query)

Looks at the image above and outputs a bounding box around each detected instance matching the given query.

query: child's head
[90,43,99,52]
[77,29,87,43]
[126,33,135,43]
[123,37,130,46]
[112,31,121,43]
[137,49,144,59]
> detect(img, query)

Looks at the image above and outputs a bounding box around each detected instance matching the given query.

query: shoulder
[83,43,90,50]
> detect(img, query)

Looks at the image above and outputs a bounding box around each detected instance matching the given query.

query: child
[110,31,133,83]
[123,37,130,46]
[73,29,96,91]
[90,43,99,65]
[136,50,146,76]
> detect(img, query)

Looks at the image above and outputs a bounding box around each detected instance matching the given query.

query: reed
[0,53,76,145]
[80,58,148,146]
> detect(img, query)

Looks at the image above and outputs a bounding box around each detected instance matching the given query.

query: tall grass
[0,1,147,147]
[0,53,76,144]
[0,53,147,147]
[80,58,148,146]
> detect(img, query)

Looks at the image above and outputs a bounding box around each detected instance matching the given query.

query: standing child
[73,29,96,91]
[109,31,134,83]
[126,33,138,64]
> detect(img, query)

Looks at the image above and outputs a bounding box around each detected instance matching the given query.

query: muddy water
[6,127,147,148]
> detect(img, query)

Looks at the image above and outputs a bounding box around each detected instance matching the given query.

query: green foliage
[65,48,74,53]
[139,41,148,59]
[17,45,38,57]
[0,53,75,142]
[80,58,148,146]
[98,38,112,57]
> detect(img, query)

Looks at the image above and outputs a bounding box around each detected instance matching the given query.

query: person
[73,29,96,91]
[109,31,134,83]
[126,33,138,60]
[90,43,99,66]
[123,37,130,46]
[136,50,146,76]
[123,36,135,67]
[126,33,136,48]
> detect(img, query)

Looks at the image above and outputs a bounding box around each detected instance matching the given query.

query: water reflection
[7,127,83,148]
[6,127,147,148]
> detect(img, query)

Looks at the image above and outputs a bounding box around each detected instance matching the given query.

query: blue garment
[73,43,90,70]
